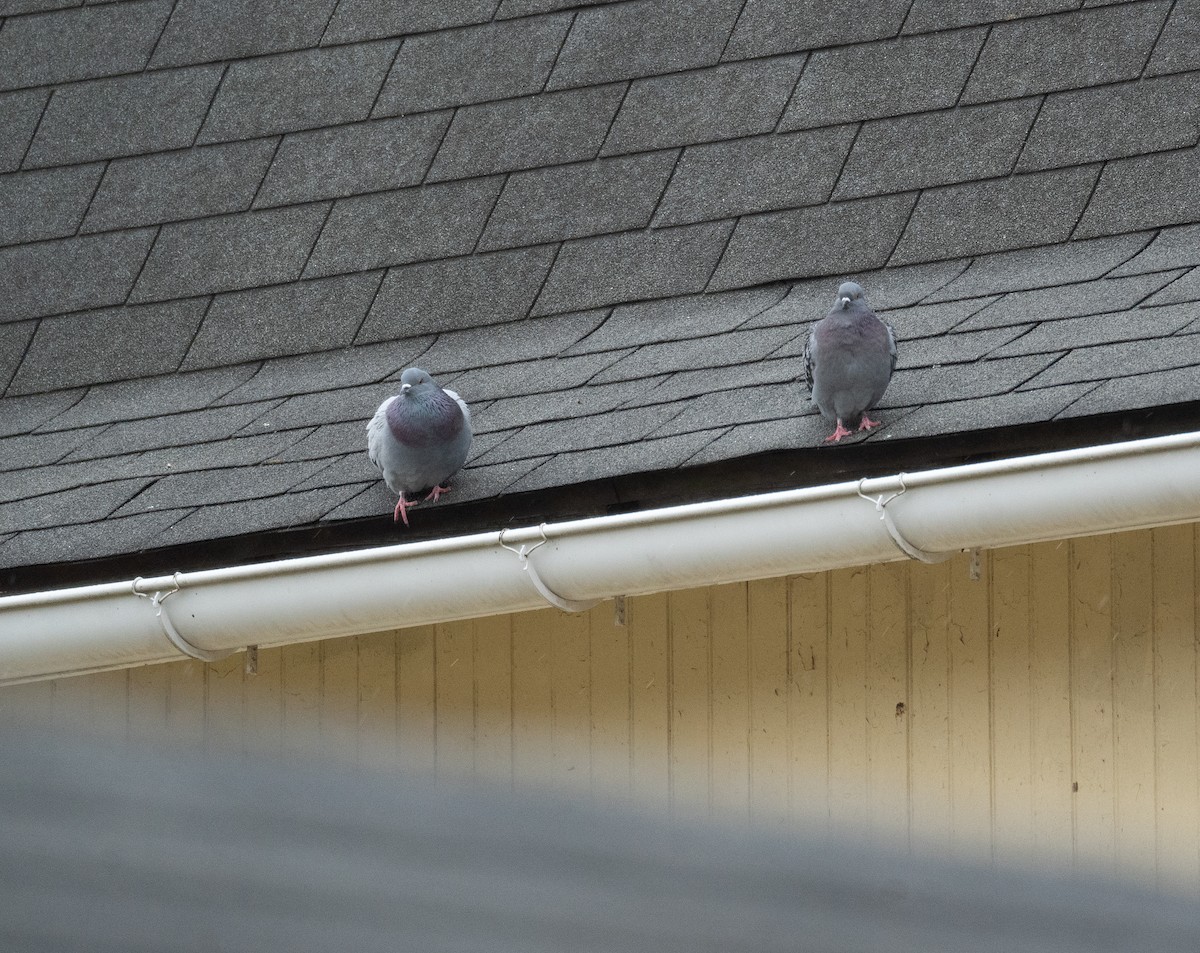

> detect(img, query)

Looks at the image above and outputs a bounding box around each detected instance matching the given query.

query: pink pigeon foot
[824,420,854,443]
[857,415,881,431]
[423,484,451,503]
[393,493,415,527]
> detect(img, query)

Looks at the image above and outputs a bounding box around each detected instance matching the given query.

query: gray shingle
[709,193,916,291]
[884,383,1094,439]
[0,228,155,324]
[478,151,677,251]
[1110,224,1200,277]
[533,221,734,315]
[654,125,855,227]
[0,476,150,533]
[504,430,716,491]
[426,84,624,181]
[0,164,103,247]
[1143,266,1200,306]
[321,0,499,45]
[131,204,327,303]
[1020,332,1200,389]
[182,272,384,370]
[879,353,1058,407]
[0,390,85,438]
[151,0,338,67]
[895,325,1030,368]
[255,112,450,208]
[476,375,652,431]
[876,298,1000,339]
[926,233,1152,301]
[303,177,502,277]
[780,29,985,131]
[651,379,808,437]
[0,0,171,91]
[962,3,1170,103]
[601,56,805,156]
[248,382,393,432]
[472,402,687,463]
[81,140,276,233]
[446,348,627,401]
[39,365,256,432]
[565,285,787,354]
[1075,146,1200,239]
[63,401,279,461]
[214,340,425,405]
[735,260,970,329]
[546,0,742,90]
[8,299,208,395]
[288,452,378,491]
[0,510,184,568]
[988,302,1198,357]
[24,66,223,168]
[685,417,814,466]
[591,324,799,383]
[1017,74,1200,173]
[0,320,35,390]
[358,247,556,342]
[116,430,305,475]
[891,166,1098,266]
[724,0,910,59]
[904,0,1079,33]
[953,271,1178,330]
[835,100,1039,201]
[114,459,330,515]
[374,15,572,115]
[496,0,621,14]
[619,355,793,406]
[0,90,48,173]
[0,0,82,13]
[417,310,606,371]
[198,41,399,144]
[1145,0,1200,76]
[0,426,102,470]
[159,482,366,541]
[1057,363,1200,416]
[266,420,365,462]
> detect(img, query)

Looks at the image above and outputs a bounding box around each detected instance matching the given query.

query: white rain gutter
[3,430,1200,685]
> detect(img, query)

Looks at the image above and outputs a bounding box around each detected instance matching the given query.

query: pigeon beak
[400,383,411,393]
[839,297,850,310]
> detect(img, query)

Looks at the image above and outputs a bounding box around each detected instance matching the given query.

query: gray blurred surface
[0,729,1197,952]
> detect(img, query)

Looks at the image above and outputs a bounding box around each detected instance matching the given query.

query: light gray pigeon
[367,367,472,527]
[803,281,896,443]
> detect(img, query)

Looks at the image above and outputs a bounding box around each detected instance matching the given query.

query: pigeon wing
[366,396,395,472]
[443,388,471,425]
[802,326,818,394]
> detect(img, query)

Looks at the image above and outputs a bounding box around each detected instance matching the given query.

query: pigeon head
[399,367,436,395]
[835,281,866,310]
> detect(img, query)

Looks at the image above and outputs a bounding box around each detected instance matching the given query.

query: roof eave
[3,429,1200,685]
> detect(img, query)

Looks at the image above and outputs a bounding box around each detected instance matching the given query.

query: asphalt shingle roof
[1,0,1199,586]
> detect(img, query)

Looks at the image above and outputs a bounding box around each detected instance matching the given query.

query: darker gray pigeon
[367,367,472,527]
[803,281,897,443]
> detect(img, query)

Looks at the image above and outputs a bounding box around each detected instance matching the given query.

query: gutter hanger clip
[132,574,241,663]
[857,475,954,565]
[499,526,600,614]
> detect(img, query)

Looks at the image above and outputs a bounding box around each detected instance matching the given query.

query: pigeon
[367,367,472,527]
[803,281,896,443]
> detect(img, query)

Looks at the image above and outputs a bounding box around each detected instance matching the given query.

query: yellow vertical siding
[8,526,1200,889]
